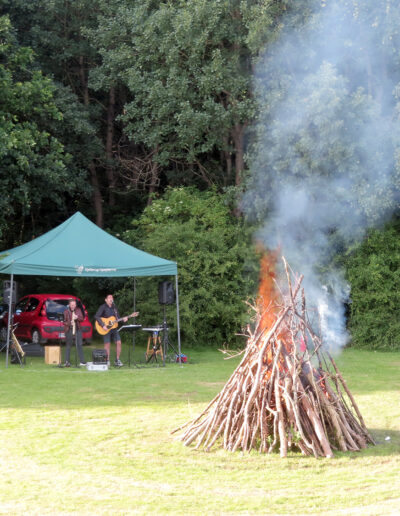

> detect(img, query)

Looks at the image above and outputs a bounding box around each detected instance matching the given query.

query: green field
[0,346,399,515]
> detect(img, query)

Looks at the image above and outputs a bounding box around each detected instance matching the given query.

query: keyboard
[119,324,142,331]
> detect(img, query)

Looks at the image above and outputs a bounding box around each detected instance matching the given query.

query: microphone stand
[74,330,78,367]
[58,313,64,368]
[72,310,78,368]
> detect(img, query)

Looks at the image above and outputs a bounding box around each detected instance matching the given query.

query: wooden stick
[275,374,288,457]
[328,353,373,442]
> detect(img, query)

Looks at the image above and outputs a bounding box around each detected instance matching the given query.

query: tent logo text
[74,264,117,274]
[85,267,117,273]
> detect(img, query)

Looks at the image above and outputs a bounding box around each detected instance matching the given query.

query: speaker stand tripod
[161,306,179,365]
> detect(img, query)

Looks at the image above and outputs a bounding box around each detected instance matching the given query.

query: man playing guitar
[95,294,138,367]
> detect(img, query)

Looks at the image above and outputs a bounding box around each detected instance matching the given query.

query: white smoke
[244,1,400,352]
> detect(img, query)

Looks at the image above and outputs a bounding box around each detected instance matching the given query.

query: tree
[88,0,286,197]
[2,0,119,227]
[345,219,400,350]
[4,0,289,213]
[0,16,88,247]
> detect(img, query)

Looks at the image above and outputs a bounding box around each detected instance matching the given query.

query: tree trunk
[79,56,103,226]
[231,123,246,217]
[147,157,159,206]
[222,135,232,186]
[106,86,116,206]
[79,56,90,106]
[232,123,245,187]
[147,145,159,206]
[89,162,103,227]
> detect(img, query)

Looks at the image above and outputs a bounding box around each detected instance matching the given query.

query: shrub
[120,187,258,347]
[345,220,400,350]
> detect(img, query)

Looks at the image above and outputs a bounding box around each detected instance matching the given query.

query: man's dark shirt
[95,303,120,326]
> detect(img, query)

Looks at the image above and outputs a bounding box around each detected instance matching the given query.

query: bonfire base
[173,257,374,457]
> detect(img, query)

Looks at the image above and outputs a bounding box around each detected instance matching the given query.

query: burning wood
[173,254,375,457]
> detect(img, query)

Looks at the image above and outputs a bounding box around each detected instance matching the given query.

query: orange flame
[256,247,291,364]
[256,249,325,387]
[256,248,280,333]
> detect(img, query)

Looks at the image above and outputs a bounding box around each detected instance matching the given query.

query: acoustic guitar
[95,312,139,336]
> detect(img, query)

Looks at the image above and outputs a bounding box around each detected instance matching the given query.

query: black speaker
[92,349,108,364]
[158,281,175,305]
[3,280,18,304]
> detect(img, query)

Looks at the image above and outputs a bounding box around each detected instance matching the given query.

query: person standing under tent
[63,298,86,367]
[95,294,137,367]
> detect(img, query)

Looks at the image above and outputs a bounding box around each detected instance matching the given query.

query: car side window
[26,297,39,312]
[15,299,28,313]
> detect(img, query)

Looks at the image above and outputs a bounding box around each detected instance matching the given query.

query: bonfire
[173,253,375,457]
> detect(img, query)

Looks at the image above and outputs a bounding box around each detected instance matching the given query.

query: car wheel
[31,329,41,345]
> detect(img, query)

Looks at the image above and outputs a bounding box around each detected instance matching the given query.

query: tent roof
[0,212,177,277]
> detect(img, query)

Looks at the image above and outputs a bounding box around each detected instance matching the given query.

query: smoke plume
[244,1,400,352]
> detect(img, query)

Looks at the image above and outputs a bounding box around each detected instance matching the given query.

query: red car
[1,294,92,345]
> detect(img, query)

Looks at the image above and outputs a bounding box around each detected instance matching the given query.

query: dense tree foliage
[2,0,287,228]
[88,0,284,193]
[1,0,113,227]
[345,220,400,351]
[0,16,89,247]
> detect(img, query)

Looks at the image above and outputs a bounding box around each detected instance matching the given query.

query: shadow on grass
[323,428,399,459]
[366,428,400,454]
[190,429,400,460]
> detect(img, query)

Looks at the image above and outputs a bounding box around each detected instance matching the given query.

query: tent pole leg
[130,277,137,368]
[134,277,136,312]
[175,275,182,366]
[5,274,13,369]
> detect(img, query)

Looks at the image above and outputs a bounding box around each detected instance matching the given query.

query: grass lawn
[0,344,399,515]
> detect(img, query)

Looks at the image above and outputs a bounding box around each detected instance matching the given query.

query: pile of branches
[173,258,375,457]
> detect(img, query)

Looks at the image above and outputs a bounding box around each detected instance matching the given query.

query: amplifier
[92,348,108,364]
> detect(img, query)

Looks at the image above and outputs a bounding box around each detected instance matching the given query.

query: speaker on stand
[158,281,175,305]
[3,280,18,305]
[158,281,178,364]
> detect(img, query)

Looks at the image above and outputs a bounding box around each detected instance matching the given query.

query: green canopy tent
[0,212,181,367]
